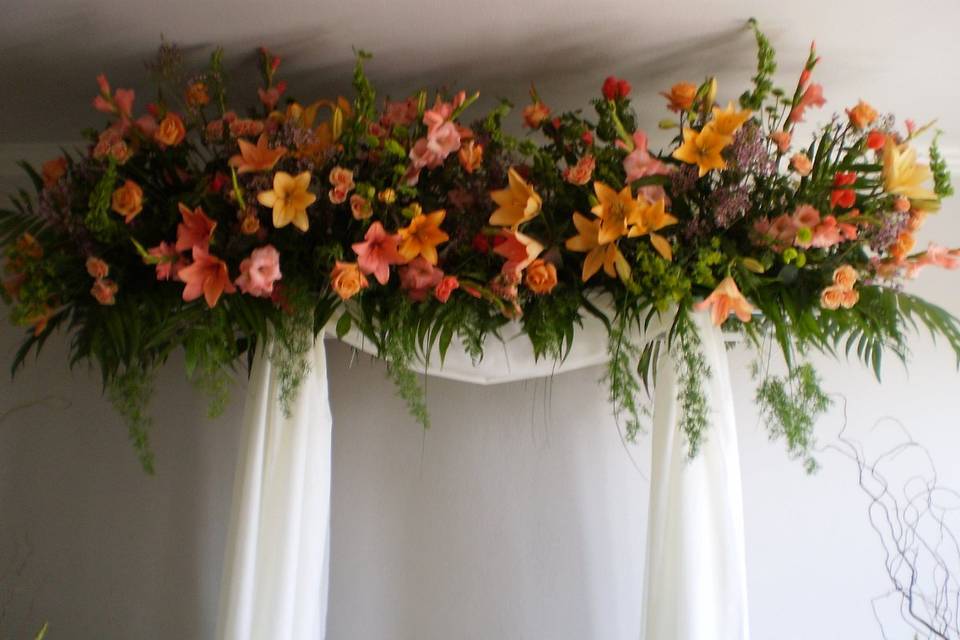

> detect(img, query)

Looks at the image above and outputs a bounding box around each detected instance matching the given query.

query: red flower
[866,130,886,151]
[472,232,491,254]
[602,76,632,100]
[581,131,594,145]
[830,172,857,209]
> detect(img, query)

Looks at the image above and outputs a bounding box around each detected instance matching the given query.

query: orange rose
[522,102,551,129]
[790,152,813,176]
[41,157,67,187]
[890,231,916,260]
[91,278,118,305]
[907,210,927,232]
[85,257,109,279]
[524,258,558,294]
[154,113,186,147]
[330,261,368,300]
[832,265,858,289]
[846,100,878,130]
[819,285,845,310]
[186,82,210,108]
[660,83,697,112]
[111,179,144,223]
[893,196,911,213]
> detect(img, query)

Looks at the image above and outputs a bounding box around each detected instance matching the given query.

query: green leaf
[335,312,353,339]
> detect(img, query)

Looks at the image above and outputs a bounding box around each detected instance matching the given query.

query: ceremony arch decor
[2,19,959,638]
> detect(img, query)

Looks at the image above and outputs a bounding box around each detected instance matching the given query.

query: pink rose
[434,275,460,303]
[399,257,443,301]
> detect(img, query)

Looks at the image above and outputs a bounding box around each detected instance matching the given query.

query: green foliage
[672,311,711,457]
[603,311,646,439]
[270,303,314,417]
[929,133,955,199]
[84,158,120,242]
[753,361,830,473]
[521,292,580,361]
[739,18,778,111]
[106,364,156,474]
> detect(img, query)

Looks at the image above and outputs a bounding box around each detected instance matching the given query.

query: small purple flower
[670,164,699,197]
[709,182,751,228]
[728,123,775,175]
[869,211,909,253]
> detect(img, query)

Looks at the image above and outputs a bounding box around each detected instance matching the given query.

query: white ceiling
[2,0,960,187]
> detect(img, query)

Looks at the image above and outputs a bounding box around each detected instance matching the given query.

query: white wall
[2,205,959,640]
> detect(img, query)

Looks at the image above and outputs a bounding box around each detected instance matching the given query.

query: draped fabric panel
[215,343,332,640]
[216,312,749,639]
[643,312,751,639]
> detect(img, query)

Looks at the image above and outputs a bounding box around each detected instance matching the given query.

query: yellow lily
[489,167,542,227]
[591,182,641,245]
[882,136,937,205]
[672,125,732,177]
[627,197,678,260]
[257,171,316,232]
[709,101,752,137]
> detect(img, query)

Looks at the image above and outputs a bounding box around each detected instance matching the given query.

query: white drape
[215,343,332,640]
[642,312,751,640]
[216,310,749,639]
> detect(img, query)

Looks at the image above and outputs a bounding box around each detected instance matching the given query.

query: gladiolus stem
[608,104,635,151]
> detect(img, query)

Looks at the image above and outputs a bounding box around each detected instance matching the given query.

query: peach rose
[330,261,368,300]
[840,288,860,309]
[820,285,845,310]
[832,265,858,289]
[563,154,596,186]
[769,131,791,153]
[846,100,878,130]
[154,113,186,147]
[41,157,67,187]
[91,278,118,305]
[434,275,460,303]
[524,258,558,295]
[328,166,355,204]
[186,82,210,108]
[790,152,813,176]
[660,83,697,112]
[350,194,373,220]
[111,179,144,223]
[893,196,911,213]
[228,118,264,138]
[86,257,109,279]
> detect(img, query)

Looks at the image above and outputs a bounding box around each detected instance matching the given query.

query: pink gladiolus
[621,131,670,183]
[235,245,282,297]
[352,222,403,285]
[398,257,444,301]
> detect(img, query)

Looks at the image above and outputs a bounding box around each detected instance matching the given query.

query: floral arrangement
[3,21,958,472]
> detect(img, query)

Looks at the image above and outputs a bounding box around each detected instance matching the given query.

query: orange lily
[591,182,641,245]
[694,276,755,326]
[489,167,542,227]
[709,102,752,137]
[627,197,678,260]
[229,134,287,174]
[565,211,628,282]
[672,125,732,177]
[398,210,449,264]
